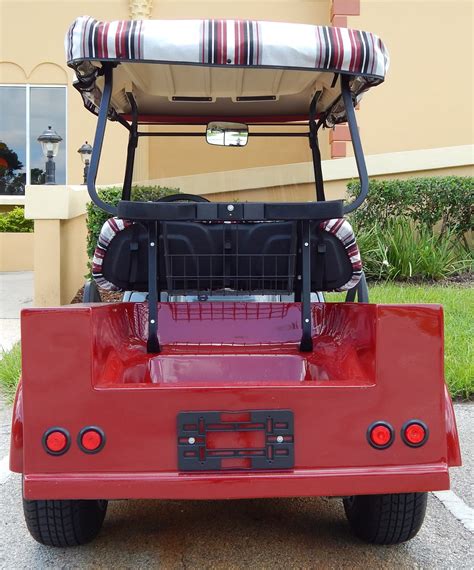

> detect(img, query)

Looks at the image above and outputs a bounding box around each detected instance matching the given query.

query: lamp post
[77,141,93,184]
[37,126,62,185]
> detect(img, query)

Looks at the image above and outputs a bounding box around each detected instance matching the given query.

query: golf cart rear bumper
[23,463,449,500]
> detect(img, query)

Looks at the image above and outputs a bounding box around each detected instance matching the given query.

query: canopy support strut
[309,92,325,202]
[123,92,139,201]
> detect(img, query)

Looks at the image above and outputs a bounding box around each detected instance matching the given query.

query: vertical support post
[299,220,313,352]
[123,92,139,201]
[147,221,161,353]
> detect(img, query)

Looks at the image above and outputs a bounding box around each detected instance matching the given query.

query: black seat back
[100,220,353,293]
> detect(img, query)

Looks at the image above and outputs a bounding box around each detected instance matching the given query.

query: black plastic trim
[366,421,395,450]
[42,427,71,456]
[401,420,429,448]
[117,200,343,222]
[77,426,106,454]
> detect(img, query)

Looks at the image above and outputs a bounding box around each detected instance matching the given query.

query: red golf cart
[11,16,461,547]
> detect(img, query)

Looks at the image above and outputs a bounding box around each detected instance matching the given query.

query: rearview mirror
[206,122,248,147]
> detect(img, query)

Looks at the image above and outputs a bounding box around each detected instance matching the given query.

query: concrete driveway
[0,396,472,568]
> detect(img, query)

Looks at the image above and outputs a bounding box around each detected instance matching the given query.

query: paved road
[0,396,472,569]
[0,272,33,352]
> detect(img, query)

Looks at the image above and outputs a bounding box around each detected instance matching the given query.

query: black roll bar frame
[86,65,369,354]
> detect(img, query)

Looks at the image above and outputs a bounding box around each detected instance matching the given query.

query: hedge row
[347,176,473,239]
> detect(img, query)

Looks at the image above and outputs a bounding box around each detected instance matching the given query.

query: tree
[0,141,25,195]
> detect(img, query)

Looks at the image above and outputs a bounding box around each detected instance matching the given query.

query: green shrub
[347,176,473,239]
[0,206,34,233]
[86,185,178,263]
[356,218,472,281]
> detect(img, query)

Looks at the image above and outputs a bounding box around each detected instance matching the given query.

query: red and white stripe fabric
[66,16,388,81]
[92,217,133,291]
[320,218,362,291]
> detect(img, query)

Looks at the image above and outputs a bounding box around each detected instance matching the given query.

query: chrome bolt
[227,204,235,212]
[150,319,155,324]
[276,435,284,443]
[150,242,155,247]
[304,242,309,247]
[305,318,310,323]
[188,437,196,445]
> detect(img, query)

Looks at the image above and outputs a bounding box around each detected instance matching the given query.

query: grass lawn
[0,342,21,404]
[372,283,473,400]
[0,284,472,402]
[328,283,473,400]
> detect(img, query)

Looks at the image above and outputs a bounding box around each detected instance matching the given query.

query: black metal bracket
[341,76,369,214]
[299,220,313,352]
[146,222,160,353]
[178,410,294,471]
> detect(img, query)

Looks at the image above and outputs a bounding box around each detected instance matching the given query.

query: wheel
[343,492,427,545]
[23,498,108,546]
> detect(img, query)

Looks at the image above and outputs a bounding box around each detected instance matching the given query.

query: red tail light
[78,427,105,453]
[43,428,70,455]
[367,422,394,449]
[402,421,428,447]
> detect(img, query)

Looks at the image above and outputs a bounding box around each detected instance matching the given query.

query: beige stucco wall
[33,214,87,306]
[25,185,89,306]
[0,232,34,271]
[60,214,88,304]
[348,0,474,156]
[205,164,474,202]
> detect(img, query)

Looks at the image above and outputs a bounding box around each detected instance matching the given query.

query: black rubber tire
[343,492,427,545]
[23,498,108,546]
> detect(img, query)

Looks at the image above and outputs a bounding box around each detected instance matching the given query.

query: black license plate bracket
[177,410,294,471]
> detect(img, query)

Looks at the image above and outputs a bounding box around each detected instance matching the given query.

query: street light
[37,126,62,185]
[77,141,93,184]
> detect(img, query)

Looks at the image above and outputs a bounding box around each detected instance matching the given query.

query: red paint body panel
[12,302,461,500]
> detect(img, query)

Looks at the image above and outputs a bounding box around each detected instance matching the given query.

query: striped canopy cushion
[66,17,388,81]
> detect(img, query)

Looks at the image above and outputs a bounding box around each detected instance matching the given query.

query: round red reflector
[370,425,392,447]
[81,430,102,451]
[404,423,426,445]
[45,431,67,453]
